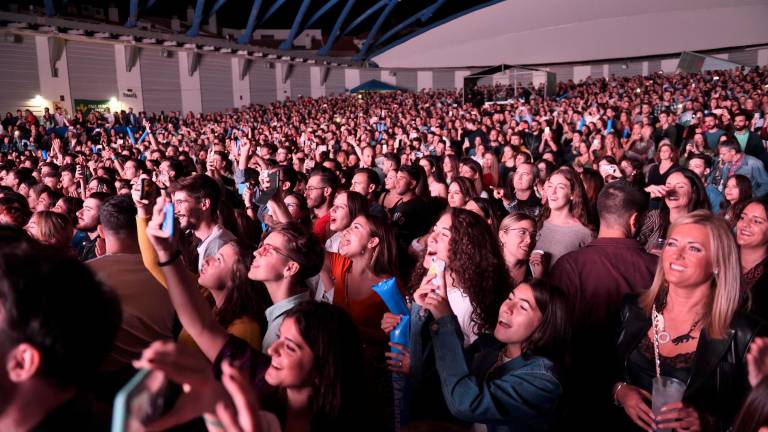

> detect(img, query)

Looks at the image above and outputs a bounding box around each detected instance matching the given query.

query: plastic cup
[652,376,686,432]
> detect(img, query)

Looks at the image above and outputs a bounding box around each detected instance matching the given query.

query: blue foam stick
[390,315,410,354]
[137,129,149,145]
[126,127,136,145]
[372,278,408,315]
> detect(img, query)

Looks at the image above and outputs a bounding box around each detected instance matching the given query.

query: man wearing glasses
[304,166,338,242]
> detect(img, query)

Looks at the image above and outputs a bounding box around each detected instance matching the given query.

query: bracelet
[158,250,181,267]
[613,382,627,406]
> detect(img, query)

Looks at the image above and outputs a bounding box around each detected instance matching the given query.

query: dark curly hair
[409,207,510,334]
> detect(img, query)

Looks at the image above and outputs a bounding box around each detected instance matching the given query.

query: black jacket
[616,294,765,431]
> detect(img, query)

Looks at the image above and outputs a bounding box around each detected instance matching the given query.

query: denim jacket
[411,305,562,431]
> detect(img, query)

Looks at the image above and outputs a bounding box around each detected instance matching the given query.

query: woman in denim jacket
[410,277,570,432]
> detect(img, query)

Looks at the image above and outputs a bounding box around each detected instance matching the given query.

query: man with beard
[169,174,236,273]
[0,227,121,431]
[303,166,338,242]
[733,111,768,169]
[74,191,112,261]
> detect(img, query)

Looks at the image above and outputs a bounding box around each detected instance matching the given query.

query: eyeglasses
[305,185,327,193]
[256,243,294,261]
[501,227,535,239]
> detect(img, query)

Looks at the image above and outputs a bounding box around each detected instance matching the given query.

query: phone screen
[139,179,153,201]
[111,369,181,432]
[254,171,281,206]
[161,202,174,237]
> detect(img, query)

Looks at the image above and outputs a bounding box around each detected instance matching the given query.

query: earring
[713,268,719,277]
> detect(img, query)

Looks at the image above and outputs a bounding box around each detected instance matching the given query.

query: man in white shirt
[169,174,236,272]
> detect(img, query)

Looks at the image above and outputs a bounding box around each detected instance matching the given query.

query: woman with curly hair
[381,208,512,423]
[536,167,594,268]
[412,207,511,344]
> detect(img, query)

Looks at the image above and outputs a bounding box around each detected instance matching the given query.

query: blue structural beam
[125,0,140,27]
[237,0,263,44]
[186,0,207,37]
[354,0,398,60]
[206,0,229,20]
[374,0,446,48]
[342,0,386,36]
[279,0,312,49]
[260,0,288,24]
[305,0,340,28]
[317,0,355,56]
[44,0,55,17]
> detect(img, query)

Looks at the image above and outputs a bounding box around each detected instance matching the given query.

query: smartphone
[254,170,281,206]
[318,145,328,153]
[41,150,48,161]
[413,151,423,158]
[161,202,174,237]
[139,178,153,201]
[111,369,180,432]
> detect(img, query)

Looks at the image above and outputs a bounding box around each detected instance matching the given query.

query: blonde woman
[613,210,765,432]
[482,151,500,188]
[25,210,73,251]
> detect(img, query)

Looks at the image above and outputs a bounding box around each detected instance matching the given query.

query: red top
[312,212,331,242]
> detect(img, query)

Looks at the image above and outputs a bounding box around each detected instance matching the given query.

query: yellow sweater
[136,216,262,351]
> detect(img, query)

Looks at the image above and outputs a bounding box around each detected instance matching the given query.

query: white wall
[231,57,251,107]
[417,71,433,90]
[454,70,471,89]
[381,70,397,85]
[275,62,291,101]
[573,65,591,83]
[34,36,73,113]
[310,66,326,98]
[344,69,361,90]
[758,49,768,66]
[0,33,763,117]
[177,51,203,114]
[660,58,680,73]
[372,0,768,68]
[114,44,144,112]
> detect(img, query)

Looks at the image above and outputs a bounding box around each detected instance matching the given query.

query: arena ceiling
[370,0,768,68]
[17,0,504,61]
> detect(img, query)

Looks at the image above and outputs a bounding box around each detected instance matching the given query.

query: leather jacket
[616,294,765,431]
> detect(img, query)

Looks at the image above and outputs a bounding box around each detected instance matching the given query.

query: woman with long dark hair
[638,167,710,254]
[413,278,570,431]
[737,196,768,321]
[536,167,594,267]
[135,301,369,431]
[324,190,369,252]
[721,174,753,227]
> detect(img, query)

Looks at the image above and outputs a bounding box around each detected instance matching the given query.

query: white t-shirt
[325,231,341,253]
[447,287,477,347]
